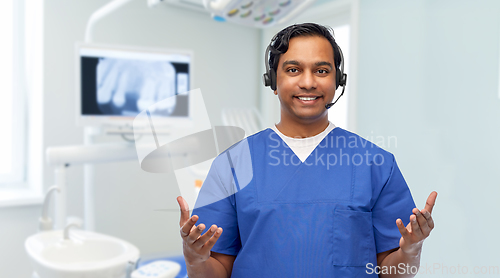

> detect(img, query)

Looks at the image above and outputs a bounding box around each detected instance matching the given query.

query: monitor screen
[76,43,193,128]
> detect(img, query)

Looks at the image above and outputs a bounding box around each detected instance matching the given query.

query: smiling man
[273,35,336,137]
[177,23,437,277]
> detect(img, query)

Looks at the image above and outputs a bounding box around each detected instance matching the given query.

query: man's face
[275,35,336,124]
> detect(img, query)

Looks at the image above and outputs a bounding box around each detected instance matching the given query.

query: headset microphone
[325,72,347,109]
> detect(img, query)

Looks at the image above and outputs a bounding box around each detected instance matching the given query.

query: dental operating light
[148,0,315,27]
[204,0,316,27]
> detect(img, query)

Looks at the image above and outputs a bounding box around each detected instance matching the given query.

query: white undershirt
[271,122,337,163]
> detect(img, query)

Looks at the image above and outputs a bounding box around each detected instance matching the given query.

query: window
[0,0,26,187]
[0,0,42,206]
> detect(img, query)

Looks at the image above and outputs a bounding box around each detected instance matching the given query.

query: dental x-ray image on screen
[78,44,191,127]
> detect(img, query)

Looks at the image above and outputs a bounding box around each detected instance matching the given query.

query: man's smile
[294,95,323,104]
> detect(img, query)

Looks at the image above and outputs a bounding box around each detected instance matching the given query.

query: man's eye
[287,68,298,73]
[317,69,329,74]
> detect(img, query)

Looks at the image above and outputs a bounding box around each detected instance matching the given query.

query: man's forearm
[379,247,421,278]
[186,256,229,278]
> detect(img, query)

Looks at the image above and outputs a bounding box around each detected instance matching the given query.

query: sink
[25,229,140,278]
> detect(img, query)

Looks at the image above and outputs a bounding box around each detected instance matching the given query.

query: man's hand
[396,191,437,256]
[177,196,223,266]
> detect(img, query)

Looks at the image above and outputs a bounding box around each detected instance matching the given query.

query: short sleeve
[191,155,242,256]
[372,155,416,254]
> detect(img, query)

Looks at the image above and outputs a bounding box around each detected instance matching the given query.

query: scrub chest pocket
[332,209,376,267]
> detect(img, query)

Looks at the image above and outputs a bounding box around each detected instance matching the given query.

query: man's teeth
[298,97,318,101]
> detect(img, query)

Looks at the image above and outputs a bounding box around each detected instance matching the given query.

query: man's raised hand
[177,196,223,266]
[396,191,437,255]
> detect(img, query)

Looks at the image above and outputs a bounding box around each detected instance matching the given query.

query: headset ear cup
[336,69,341,89]
[341,73,347,87]
[270,69,277,91]
[263,73,271,87]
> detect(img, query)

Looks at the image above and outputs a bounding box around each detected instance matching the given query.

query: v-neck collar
[269,122,337,162]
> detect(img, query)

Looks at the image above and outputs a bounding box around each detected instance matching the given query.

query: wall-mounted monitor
[76,43,193,128]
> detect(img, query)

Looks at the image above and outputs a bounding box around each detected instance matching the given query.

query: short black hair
[268,23,341,73]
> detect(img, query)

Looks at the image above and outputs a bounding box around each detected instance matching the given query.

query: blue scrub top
[192,127,415,277]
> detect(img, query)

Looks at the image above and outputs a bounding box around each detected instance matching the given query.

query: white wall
[356,0,500,276]
[0,0,261,277]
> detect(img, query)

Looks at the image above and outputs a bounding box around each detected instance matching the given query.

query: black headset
[262,34,347,109]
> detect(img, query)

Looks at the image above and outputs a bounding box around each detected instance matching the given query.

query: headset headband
[263,35,347,91]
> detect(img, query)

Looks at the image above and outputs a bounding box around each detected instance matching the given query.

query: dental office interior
[1,0,500,277]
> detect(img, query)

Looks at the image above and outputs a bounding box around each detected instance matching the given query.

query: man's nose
[298,71,317,90]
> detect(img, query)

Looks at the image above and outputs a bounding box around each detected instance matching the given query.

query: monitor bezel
[75,42,195,129]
